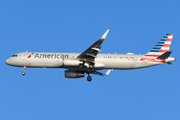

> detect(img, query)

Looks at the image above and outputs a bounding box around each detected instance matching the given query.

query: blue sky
[1,0,180,120]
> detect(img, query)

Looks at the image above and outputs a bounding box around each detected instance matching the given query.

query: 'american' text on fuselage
[34,53,69,60]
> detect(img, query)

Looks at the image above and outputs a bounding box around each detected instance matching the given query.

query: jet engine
[64,59,83,66]
[65,70,84,78]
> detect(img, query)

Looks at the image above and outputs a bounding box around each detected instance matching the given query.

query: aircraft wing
[77,29,109,62]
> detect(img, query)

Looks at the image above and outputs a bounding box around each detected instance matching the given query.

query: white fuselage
[5,52,175,71]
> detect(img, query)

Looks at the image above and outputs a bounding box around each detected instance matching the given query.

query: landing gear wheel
[87,75,92,82]
[22,72,25,76]
[22,66,26,76]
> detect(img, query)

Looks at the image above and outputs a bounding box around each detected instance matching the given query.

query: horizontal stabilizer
[156,51,172,60]
[166,62,172,65]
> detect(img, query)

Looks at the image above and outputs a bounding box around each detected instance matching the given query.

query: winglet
[101,29,109,39]
[91,69,112,76]
[105,69,112,75]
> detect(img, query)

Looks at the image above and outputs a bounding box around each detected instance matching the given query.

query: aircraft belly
[134,62,163,69]
[96,59,137,69]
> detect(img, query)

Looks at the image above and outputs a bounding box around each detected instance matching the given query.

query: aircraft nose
[5,58,12,65]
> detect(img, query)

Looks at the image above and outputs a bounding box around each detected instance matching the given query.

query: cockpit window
[12,55,17,57]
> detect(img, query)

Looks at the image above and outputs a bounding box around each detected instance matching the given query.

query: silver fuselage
[5,52,176,71]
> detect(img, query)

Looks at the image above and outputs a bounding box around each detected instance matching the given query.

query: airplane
[5,29,176,82]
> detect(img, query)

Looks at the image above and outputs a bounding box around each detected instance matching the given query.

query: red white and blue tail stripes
[140,33,173,63]
[148,33,173,53]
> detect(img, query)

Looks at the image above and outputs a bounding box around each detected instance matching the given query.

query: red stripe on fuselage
[140,58,165,63]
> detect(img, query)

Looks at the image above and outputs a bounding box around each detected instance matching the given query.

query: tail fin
[145,33,173,58]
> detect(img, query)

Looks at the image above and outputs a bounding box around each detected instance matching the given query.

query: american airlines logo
[27,52,34,58]
[33,53,69,60]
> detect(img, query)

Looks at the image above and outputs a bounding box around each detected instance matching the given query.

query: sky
[0,0,180,120]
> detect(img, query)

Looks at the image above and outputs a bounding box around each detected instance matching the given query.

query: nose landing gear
[22,72,25,76]
[22,66,26,76]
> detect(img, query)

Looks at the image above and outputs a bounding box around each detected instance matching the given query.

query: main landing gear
[86,68,92,82]
[22,66,26,76]
[87,74,92,82]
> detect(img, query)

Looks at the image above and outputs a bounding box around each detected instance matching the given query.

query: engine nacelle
[64,59,83,66]
[65,70,84,78]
